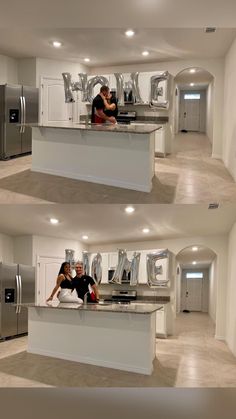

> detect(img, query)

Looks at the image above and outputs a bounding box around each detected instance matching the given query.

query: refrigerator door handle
[22,96,26,133]
[15,275,19,314]
[18,275,22,314]
[19,96,23,134]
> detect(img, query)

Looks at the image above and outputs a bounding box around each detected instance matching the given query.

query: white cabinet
[155,126,166,156]
[108,252,118,270]
[156,306,167,338]
[101,253,109,284]
[138,250,148,284]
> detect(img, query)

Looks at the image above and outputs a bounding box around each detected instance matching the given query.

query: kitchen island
[31,123,161,192]
[26,301,161,375]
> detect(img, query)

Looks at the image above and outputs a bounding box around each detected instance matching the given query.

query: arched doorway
[173,67,214,156]
[176,245,217,322]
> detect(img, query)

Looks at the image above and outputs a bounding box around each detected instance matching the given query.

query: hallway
[0,312,235,387]
[0,133,235,204]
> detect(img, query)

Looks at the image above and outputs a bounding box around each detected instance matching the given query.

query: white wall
[32,235,88,266]
[18,58,37,86]
[226,222,236,356]
[206,81,214,143]
[89,233,228,339]
[0,54,18,84]
[91,58,224,159]
[13,235,33,265]
[0,233,14,263]
[223,37,236,181]
[209,257,217,323]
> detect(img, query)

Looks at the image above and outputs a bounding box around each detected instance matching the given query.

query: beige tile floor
[0,312,236,387]
[0,133,235,203]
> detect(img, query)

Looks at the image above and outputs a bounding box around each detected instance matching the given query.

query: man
[73,261,99,302]
[91,85,117,124]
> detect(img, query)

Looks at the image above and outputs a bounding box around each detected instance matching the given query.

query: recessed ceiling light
[189,69,196,73]
[82,235,89,240]
[142,228,150,233]
[84,58,90,62]
[52,41,62,48]
[50,218,59,224]
[192,247,198,252]
[190,83,194,86]
[125,29,135,37]
[142,51,149,56]
[192,261,197,265]
[125,206,135,214]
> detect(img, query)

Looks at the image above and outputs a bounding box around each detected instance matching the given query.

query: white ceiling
[1,1,236,27]
[0,28,235,67]
[176,246,216,268]
[0,205,235,245]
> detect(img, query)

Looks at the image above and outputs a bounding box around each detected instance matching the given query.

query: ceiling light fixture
[125,206,135,214]
[189,69,196,73]
[190,83,195,86]
[50,218,59,225]
[82,235,89,240]
[192,261,197,265]
[52,41,62,48]
[84,58,90,62]
[125,29,135,37]
[142,228,150,233]
[142,51,149,56]
[192,246,198,252]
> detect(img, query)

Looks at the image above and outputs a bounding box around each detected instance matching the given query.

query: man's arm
[91,283,99,300]
[96,108,116,123]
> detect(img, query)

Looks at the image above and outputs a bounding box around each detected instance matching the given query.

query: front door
[179,91,202,131]
[181,272,203,311]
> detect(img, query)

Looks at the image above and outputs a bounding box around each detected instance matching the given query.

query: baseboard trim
[215,335,225,341]
[211,154,222,160]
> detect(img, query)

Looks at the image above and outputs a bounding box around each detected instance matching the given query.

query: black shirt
[91,94,105,123]
[72,275,96,301]
[60,276,74,289]
[104,97,118,118]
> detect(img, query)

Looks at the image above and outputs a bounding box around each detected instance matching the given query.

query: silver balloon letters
[86,75,109,104]
[65,249,76,267]
[146,249,169,287]
[111,249,141,286]
[131,72,144,104]
[82,251,90,276]
[114,73,124,106]
[149,71,170,109]
[91,253,102,285]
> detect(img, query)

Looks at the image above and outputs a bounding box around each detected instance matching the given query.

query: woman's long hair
[58,262,70,276]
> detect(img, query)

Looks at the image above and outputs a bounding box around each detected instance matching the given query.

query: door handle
[186,291,188,297]
[15,275,19,313]
[22,97,26,133]
[18,275,22,314]
[19,97,23,133]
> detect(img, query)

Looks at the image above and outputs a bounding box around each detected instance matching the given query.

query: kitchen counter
[26,301,158,375]
[31,122,157,192]
[23,301,162,314]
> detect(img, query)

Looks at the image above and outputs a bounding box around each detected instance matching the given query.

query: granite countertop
[18,301,163,314]
[34,122,161,135]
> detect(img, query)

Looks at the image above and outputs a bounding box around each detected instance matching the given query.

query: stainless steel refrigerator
[0,262,35,339]
[0,84,39,160]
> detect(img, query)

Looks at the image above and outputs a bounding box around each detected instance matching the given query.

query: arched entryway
[173,67,214,157]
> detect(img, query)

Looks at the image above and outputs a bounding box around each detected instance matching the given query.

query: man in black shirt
[91,85,117,124]
[73,261,99,302]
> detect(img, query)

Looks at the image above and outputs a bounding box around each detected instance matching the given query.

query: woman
[101,91,118,120]
[46,262,83,303]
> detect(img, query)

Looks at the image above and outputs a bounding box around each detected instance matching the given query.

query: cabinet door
[138,251,148,284]
[100,253,109,284]
[108,252,118,269]
[156,308,167,337]
[155,128,165,154]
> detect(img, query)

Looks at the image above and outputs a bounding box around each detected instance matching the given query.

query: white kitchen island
[31,123,161,192]
[27,302,161,375]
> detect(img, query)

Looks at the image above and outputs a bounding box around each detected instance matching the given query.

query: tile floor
[0,312,235,387]
[0,133,235,204]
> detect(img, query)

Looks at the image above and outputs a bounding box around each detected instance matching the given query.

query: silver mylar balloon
[114,73,124,106]
[110,249,127,284]
[82,252,90,276]
[149,71,170,109]
[130,252,141,286]
[91,253,102,285]
[86,75,109,104]
[65,249,75,267]
[146,249,169,287]
[130,72,144,104]
[62,73,76,103]
[78,73,88,102]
